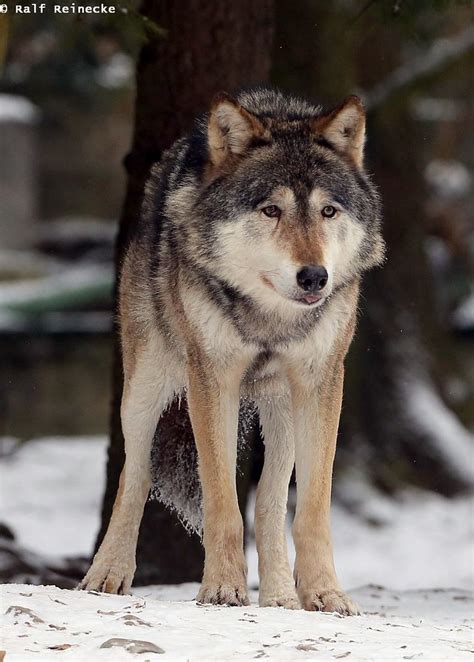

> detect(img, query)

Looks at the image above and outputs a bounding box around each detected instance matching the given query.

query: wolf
[80,88,384,614]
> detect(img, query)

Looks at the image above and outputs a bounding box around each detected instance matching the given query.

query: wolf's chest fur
[169,262,358,399]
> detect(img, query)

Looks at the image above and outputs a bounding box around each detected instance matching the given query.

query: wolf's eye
[261,205,281,219]
[321,205,337,218]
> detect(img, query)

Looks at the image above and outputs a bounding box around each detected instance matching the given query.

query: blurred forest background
[0,0,472,589]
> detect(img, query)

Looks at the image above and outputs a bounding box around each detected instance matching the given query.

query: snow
[424,159,471,198]
[0,265,113,311]
[0,583,472,661]
[0,437,473,659]
[412,96,463,122]
[95,53,134,89]
[401,376,474,487]
[0,95,39,124]
[0,438,106,558]
[453,293,474,332]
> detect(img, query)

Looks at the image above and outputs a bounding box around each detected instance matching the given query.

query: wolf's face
[190,91,384,313]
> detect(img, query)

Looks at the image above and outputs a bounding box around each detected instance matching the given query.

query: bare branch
[361,25,474,111]
[348,0,380,27]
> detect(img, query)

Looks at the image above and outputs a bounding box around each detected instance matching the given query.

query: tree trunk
[96,0,274,584]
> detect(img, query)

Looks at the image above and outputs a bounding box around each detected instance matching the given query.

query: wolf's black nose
[297,266,328,293]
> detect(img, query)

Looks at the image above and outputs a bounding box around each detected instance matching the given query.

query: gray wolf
[80,88,384,613]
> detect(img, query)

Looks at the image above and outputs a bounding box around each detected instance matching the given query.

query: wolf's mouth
[261,274,327,307]
[293,294,325,307]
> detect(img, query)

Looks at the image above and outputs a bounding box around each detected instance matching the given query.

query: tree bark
[96,0,274,584]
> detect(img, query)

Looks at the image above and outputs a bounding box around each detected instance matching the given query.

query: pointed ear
[207,92,267,167]
[313,96,366,168]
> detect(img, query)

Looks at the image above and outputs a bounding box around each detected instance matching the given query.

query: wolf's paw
[298,588,360,615]
[78,557,135,595]
[197,583,249,607]
[259,592,300,609]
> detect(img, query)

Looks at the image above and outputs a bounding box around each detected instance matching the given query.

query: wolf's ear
[313,96,366,168]
[207,92,266,167]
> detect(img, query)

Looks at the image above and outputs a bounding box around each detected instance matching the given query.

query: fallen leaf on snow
[5,606,44,625]
[71,631,91,636]
[296,643,318,651]
[48,597,67,605]
[47,644,75,651]
[120,615,153,627]
[100,638,164,654]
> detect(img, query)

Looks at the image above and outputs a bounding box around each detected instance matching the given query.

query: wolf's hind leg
[79,329,175,594]
[255,394,299,609]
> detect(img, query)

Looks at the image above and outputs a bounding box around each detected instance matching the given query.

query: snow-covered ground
[0,437,473,660]
[0,437,106,558]
[1,582,473,661]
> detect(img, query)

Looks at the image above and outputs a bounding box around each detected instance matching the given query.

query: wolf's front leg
[80,330,174,594]
[290,364,359,615]
[187,354,249,606]
[255,395,299,609]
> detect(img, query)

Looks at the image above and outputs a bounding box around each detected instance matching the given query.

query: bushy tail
[149,397,257,535]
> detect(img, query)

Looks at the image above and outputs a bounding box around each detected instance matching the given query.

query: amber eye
[321,205,337,218]
[261,205,281,219]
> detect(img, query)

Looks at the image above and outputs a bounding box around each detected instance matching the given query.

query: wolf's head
[176,88,384,313]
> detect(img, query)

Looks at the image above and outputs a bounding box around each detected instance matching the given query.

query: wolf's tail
[149,397,257,536]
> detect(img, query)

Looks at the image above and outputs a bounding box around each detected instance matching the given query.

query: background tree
[96,0,274,584]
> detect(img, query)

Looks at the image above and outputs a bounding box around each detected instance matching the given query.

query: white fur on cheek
[324,213,365,287]
[213,216,298,304]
